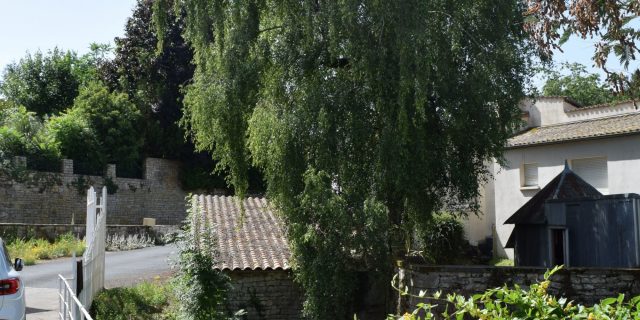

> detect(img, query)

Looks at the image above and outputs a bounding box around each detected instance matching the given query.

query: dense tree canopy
[0,49,80,117]
[103,0,194,159]
[542,63,621,106]
[155,1,534,318]
[71,82,143,177]
[0,46,112,118]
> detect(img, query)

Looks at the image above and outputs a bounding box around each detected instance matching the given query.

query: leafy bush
[71,82,144,178]
[92,280,175,320]
[45,111,104,175]
[6,232,85,265]
[171,197,232,320]
[419,213,467,264]
[392,266,640,319]
[0,127,27,157]
[0,103,62,172]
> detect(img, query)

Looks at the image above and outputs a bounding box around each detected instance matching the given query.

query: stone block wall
[0,158,187,225]
[398,263,640,312]
[226,269,303,320]
[0,223,180,243]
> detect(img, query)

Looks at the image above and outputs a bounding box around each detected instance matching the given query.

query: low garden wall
[0,223,180,243]
[226,269,304,320]
[398,263,640,312]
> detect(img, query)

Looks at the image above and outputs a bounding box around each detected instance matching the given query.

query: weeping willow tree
[154,1,533,318]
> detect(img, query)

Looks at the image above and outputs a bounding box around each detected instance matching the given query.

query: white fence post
[58,186,106,319]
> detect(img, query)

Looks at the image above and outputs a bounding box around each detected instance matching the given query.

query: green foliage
[156,1,534,318]
[489,258,514,267]
[179,162,227,192]
[6,232,85,266]
[103,176,119,194]
[45,110,104,175]
[542,63,629,106]
[172,197,230,320]
[419,213,467,265]
[71,82,144,177]
[0,45,112,118]
[292,170,389,318]
[0,48,80,116]
[92,280,175,320]
[104,0,194,160]
[0,103,61,172]
[392,266,640,319]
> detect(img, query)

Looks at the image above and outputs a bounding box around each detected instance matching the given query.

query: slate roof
[192,194,291,271]
[504,163,602,248]
[507,111,640,148]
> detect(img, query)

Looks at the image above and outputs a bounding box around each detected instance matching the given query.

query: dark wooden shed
[505,163,640,268]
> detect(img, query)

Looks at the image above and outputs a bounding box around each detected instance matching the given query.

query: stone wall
[0,223,180,243]
[226,269,303,320]
[0,157,187,225]
[398,263,640,312]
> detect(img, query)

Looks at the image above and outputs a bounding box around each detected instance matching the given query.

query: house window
[571,157,608,192]
[521,163,538,188]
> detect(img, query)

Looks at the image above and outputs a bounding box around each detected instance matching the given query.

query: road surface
[23,245,177,319]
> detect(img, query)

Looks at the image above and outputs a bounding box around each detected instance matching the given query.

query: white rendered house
[464,97,640,259]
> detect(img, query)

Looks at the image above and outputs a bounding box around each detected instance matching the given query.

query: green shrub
[0,127,27,157]
[392,266,640,319]
[71,82,143,178]
[45,111,104,175]
[0,103,62,172]
[171,197,231,320]
[419,213,467,264]
[92,280,175,320]
[6,239,37,266]
[6,232,85,265]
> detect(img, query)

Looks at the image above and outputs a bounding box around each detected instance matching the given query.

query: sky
[0,1,637,90]
[0,0,136,70]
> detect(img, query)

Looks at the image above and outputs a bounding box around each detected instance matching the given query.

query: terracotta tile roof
[507,111,640,148]
[193,194,291,271]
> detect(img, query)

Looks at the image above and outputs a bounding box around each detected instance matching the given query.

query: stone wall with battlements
[0,157,188,225]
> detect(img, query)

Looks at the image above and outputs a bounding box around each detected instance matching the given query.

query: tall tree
[71,82,143,177]
[524,0,640,95]
[103,0,194,159]
[0,46,111,117]
[542,63,620,106]
[155,1,533,318]
[0,48,80,117]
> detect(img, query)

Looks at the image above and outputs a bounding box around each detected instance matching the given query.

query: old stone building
[192,195,303,320]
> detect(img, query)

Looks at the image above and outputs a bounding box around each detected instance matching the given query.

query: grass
[92,279,176,320]
[7,233,85,265]
[489,258,515,267]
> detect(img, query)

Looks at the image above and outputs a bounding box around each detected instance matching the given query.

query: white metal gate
[58,186,107,320]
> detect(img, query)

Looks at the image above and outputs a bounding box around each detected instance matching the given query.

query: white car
[0,240,25,320]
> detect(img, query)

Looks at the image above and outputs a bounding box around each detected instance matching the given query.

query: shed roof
[192,194,291,271]
[507,111,640,148]
[504,163,601,226]
[504,163,602,248]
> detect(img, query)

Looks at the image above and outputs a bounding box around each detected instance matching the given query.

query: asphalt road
[21,244,178,289]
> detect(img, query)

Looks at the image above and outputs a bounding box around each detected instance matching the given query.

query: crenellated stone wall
[0,157,188,225]
[398,263,640,313]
